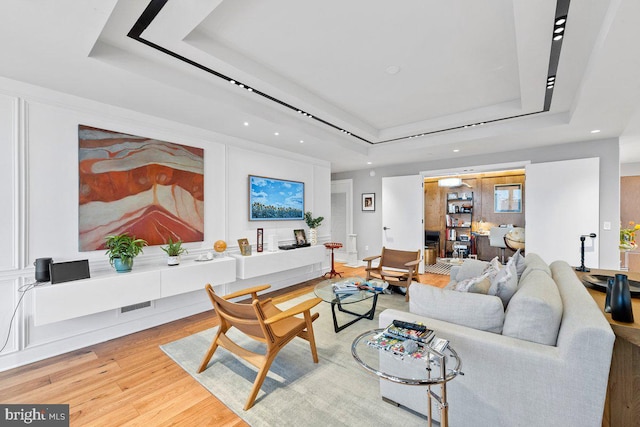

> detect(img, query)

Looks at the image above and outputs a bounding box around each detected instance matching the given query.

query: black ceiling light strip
[544,0,570,111]
[128,0,567,145]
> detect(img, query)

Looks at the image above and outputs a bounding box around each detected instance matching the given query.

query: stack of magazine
[367,320,435,358]
[332,280,361,294]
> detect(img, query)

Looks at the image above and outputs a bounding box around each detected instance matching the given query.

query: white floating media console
[231,245,325,279]
[33,257,236,326]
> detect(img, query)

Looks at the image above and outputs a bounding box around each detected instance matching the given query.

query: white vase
[167,255,181,266]
[309,228,318,245]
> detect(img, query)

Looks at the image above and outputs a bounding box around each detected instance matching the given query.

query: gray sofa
[378,253,614,427]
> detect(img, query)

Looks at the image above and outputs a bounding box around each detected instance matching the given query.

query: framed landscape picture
[249,175,304,220]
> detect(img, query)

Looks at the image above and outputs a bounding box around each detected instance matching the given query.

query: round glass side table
[352,328,462,427]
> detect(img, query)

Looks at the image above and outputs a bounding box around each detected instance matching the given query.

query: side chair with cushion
[197,283,322,410]
[363,247,421,301]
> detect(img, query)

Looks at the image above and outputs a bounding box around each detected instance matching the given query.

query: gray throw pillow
[510,249,526,278]
[455,258,490,282]
[487,261,518,307]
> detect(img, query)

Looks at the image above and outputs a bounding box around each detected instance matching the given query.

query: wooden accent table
[323,242,343,278]
[576,269,640,427]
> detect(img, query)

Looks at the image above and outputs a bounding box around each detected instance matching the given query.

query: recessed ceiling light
[299,140,304,143]
[556,18,566,25]
[553,34,563,41]
[243,122,249,126]
[554,27,565,34]
[367,161,372,165]
[386,65,401,75]
[274,132,279,136]
[453,149,460,153]
[591,129,601,134]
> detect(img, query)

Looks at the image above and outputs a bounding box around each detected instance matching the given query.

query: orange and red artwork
[78,125,204,251]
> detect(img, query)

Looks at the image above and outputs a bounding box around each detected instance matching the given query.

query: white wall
[227,146,331,249]
[333,139,620,269]
[0,77,331,370]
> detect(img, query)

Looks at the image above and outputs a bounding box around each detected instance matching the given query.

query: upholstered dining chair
[363,247,421,301]
[489,227,511,264]
[197,283,322,410]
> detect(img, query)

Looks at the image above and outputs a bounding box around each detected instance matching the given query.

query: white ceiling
[1,0,640,172]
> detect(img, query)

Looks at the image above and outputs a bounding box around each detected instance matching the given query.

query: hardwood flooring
[0,264,449,426]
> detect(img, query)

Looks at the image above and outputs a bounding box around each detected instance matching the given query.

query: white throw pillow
[454,272,491,293]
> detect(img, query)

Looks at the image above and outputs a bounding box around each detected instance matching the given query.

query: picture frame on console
[294,229,307,245]
[362,193,375,211]
[238,238,251,256]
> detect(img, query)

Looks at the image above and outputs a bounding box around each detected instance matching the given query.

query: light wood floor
[0,264,449,426]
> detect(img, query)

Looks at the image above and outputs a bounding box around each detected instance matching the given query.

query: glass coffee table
[352,329,462,427]
[314,277,388,333]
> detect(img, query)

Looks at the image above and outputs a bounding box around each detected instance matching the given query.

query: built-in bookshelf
[445,191,473,257]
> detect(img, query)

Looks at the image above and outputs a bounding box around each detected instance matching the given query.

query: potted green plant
[105,233,147,273]
[161,238,187,266]
[304,212,324,245]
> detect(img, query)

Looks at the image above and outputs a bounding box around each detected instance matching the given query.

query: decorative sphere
[214,240,227,253]
[505,227,526,250]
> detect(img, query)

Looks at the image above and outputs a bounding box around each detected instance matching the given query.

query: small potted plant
[161,238,187,266]
[105,233,147,273]
[304,212,324,245]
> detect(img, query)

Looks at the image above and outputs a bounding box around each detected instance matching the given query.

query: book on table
[383,320,435,344]
[332,282,360,294]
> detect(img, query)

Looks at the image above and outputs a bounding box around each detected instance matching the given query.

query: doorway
[422,164,527,262]
[331,179,353,262]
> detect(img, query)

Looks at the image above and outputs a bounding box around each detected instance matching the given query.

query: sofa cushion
[520,253,551,282]
[409,283,505,333]
[502,269,563,345]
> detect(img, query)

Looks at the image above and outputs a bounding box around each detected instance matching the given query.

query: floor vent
[121,301,152,313]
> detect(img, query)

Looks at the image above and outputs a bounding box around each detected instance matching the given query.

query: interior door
[525,158,599,267]
[382,175,424,272]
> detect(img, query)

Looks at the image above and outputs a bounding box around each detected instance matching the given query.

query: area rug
[160,292,428,426]
[424,261,453,275]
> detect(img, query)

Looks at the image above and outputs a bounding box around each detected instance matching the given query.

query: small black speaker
[50,260,90,284]
[34,257,53,282]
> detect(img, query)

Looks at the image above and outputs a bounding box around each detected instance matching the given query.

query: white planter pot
[167,256,181,266]
[309,228,318,245]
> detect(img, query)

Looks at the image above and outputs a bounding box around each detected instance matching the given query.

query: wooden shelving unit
[445,191,473,257]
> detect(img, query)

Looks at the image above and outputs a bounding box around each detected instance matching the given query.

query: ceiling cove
[127,0,570,145]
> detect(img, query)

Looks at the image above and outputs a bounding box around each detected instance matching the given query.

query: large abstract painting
[78,125,204,251]
[249,175,304,220]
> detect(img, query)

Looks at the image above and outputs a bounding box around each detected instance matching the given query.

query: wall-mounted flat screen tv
[249,175,304,221]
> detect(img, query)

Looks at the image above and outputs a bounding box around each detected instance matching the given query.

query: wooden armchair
[197,284,321,410]
[363,247,421,301]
